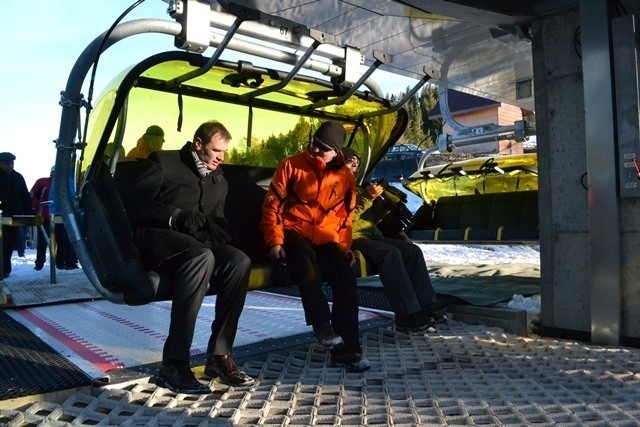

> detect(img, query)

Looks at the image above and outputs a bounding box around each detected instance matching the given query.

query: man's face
[0,160,14,175]
[345,156,359,174]
[309,139,338,164]
[194,133,229,170]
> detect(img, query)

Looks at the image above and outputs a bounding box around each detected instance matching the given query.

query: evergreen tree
[393,84,439,149]
[420,85,441,149]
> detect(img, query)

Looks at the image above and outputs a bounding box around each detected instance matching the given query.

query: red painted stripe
[78,303,167,340]
[14,308,124,372]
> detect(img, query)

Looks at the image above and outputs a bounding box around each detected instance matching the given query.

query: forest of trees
[391,84,441,150]
[226,84,442,166]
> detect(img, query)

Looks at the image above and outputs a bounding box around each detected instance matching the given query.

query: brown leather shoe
[204,355,255,387]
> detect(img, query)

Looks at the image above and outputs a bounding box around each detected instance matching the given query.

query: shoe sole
[331,362,371,372]
[395,322,434,333]
[203,368,255,387]
[434,314,448,324]
[317,337,345,351]
[155,376,211,394]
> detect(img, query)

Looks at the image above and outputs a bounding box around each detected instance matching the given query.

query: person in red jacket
[260,121,369,372]
[30,166,54,270]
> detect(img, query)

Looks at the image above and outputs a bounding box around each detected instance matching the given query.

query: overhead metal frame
[168,2,261,86]
[307,50,391,112]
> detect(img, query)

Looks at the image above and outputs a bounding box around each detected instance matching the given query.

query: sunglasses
[345,158,360,168]
[312,140,334,152]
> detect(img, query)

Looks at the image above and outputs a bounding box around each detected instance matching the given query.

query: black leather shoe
[204,355,255,387]
[156,362,211,394]
[395,313,435,333]
[330,352,371,372]
[34,264,44,271]
[312,322,344,350]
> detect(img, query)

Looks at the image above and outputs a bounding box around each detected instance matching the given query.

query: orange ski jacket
[260,151,356,251]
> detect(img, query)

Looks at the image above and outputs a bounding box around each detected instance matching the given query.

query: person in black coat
[0,152,32,278]
[116,121,253,394]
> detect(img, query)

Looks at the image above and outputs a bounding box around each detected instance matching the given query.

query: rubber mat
[0,311,91,401]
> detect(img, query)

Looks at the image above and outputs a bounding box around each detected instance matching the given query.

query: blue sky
[0,1,416,187]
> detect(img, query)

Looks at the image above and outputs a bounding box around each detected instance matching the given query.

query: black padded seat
[408,190,539,243]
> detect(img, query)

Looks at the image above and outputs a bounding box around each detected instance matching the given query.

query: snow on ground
[418,243,540,266]
[392,181,542,331]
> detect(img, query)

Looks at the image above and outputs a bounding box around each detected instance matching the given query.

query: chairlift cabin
[54,2,429,305]
[404,153,539,204]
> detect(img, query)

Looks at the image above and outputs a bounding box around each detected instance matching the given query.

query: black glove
[205,216,231,245]
[191,216,231,247]
[174,210,208,235]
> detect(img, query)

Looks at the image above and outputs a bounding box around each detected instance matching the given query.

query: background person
[15,227,26,257]
[0,152,32,278]
[126,125,165,159]
[30,166,54,271]
[48,170,78,270]
[115,120,254,394]
[260,121,370,372]
[344,148,446,332]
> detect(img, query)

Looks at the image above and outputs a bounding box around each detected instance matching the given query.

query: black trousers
[351,236,435,317]
[158,245,251,363]
[1,225,17,276]
[54,223,77,268]
[35,221,50,268]
[283,230,361,354]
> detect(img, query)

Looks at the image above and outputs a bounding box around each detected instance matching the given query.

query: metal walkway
[2,258,640,425]
[2,319,640,425]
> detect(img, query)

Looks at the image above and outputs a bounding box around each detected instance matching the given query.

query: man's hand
[205,216,231,245]
[174,210,207,235]
[365,183,384,199]
[268,245,286,263]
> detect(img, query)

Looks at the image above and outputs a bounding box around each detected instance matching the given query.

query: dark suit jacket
[0,170,32,216]
[115,142,228,269]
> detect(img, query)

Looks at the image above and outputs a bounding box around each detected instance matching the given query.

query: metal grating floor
[2,320,640,426]
[4,291,386,381]
[0,311,92,401]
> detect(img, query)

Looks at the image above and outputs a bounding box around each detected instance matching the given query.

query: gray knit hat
[313,121,346,151]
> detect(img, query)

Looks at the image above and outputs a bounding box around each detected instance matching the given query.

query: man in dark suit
[116,121,253,394]
[0,152,32,278]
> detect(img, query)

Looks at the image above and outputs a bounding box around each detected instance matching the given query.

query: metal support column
[580,0,621,344]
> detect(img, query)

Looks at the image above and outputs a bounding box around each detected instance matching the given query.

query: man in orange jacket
[260,121,369,372]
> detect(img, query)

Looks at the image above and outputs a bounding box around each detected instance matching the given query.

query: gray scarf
[190,143,211,178]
